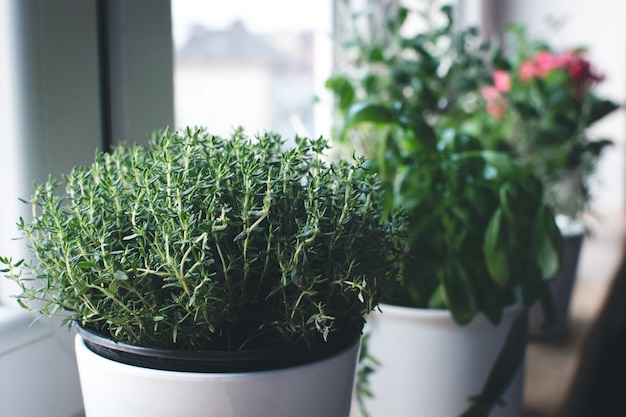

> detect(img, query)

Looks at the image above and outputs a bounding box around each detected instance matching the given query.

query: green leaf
[113,270,129,281]
[78,261,94,270]
[587,98,619,126]
[483,208,510,287]
[534,206,563,280]
[325,75,355,112]
[511,99,540,118]
[441,261,477,325]
[233,230,247,242]
[368,44,385,62]
[343,102,397,133]
[427,283,446,309]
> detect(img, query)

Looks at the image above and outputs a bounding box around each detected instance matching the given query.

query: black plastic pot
[74,323,361,373]
[528,229,585,341]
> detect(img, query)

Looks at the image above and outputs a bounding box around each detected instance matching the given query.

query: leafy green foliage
[1,128,407,351]
[354,332,380,417]
[327,2,563,325]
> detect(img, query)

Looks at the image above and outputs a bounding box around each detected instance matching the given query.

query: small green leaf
[484,208,510,287]
[535,206,563,280]
[233,230,247,242]
[188,293,196,307]
[441,262,477,325]
[78,261,94,270]
[113,270,128,281]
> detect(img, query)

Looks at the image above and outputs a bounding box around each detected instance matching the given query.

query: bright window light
[171,0,334,139]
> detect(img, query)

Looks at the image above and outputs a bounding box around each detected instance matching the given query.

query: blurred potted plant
[1,127,406,417]
[327,2,562,416]
[478,25,618,220]
[476,25,619,338]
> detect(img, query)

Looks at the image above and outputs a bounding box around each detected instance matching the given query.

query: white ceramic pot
[75,334,360,417]
[361,303,525,417]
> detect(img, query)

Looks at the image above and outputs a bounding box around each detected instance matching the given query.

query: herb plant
[327,2,563,325]
[1,127,406,351]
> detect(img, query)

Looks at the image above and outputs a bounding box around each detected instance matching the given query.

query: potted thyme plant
[476,25,619,339]
[327,3,562,416]
[1,127,406,417]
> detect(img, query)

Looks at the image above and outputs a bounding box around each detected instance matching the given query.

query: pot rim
[74,322,362,373]
[372,302,524,326]
[555,214,586,237]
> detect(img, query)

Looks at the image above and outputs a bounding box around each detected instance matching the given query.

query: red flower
[517,50,603,92]
[559,52,604,87]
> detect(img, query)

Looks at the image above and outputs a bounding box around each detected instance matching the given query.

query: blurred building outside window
[172,0,334,141]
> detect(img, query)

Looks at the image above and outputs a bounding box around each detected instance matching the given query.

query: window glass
[172,0,333,139]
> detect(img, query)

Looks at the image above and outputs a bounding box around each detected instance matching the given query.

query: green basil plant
[328,2,563,326]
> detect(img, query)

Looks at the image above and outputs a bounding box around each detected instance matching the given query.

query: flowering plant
[477,26,619,218]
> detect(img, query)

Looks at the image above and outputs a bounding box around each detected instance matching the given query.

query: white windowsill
[0,306,84,417]
[0,306,52,357]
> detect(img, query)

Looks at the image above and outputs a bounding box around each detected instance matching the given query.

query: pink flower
[519,60,537,83]
[481,85,500,101]
[517,50,604,92]
[518,51,566,82]
[534,51,562,77]
[493,70,511,93]
[481,86,508,119]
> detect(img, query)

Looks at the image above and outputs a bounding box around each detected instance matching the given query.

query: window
[171,0,334,139]
[0,1,173,416]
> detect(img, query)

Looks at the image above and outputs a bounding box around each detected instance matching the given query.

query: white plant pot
[75,333,360,417]
[361,303,525,417]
